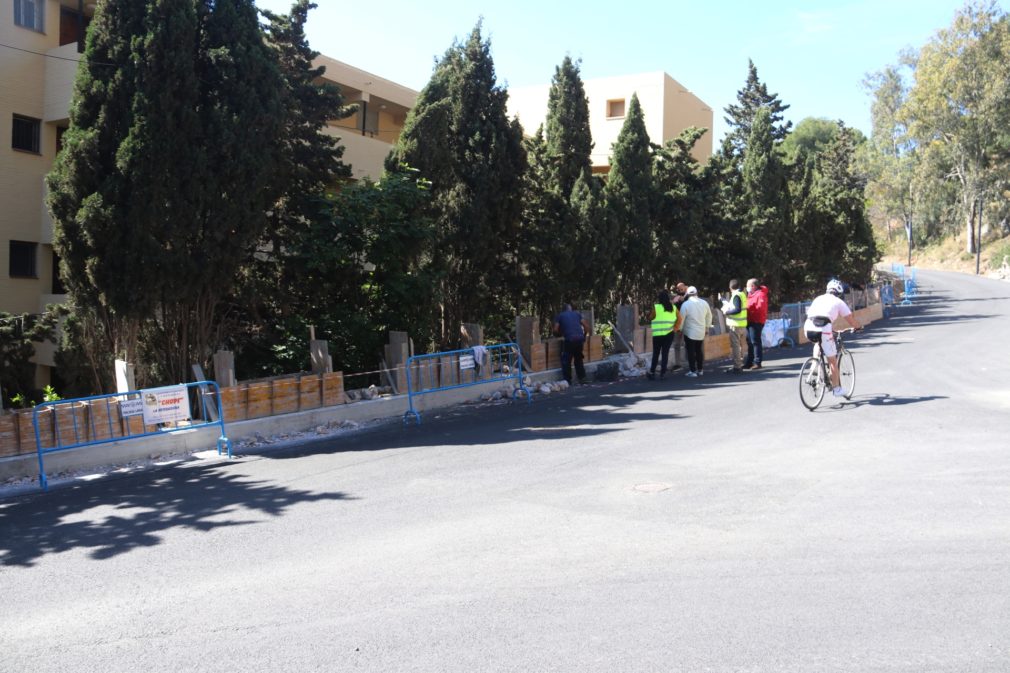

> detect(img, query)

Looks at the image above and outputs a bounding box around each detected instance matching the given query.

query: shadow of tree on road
[0,463,353,568]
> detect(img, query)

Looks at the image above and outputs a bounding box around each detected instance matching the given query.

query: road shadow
[0,462,353,568]
[253,386,692,462]
[818,393,949,412]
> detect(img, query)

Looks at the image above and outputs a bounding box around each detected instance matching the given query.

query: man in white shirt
[803,279,863,397]
[675,286,713,377]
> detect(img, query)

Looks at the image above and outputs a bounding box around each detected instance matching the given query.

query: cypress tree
[814,123,878,283]
[652,126,709,287]
[47,0,284,384]
[742,106,790,292]
[545,56,593,201]
[605,94,655,301]
[261,0,351,243]
[519,127,572,321]
[570,171,611,308]
[391,23,526,345]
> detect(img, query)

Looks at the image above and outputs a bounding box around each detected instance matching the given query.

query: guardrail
[32,380,231,490]
[403,343,531,425]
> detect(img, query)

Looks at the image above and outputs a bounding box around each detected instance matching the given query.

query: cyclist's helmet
[826,279,844,297]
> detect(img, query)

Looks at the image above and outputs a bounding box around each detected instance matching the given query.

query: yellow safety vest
[726,290,748,328]
[652,304,677,337]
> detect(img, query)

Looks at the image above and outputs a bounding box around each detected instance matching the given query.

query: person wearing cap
[674,286,712,378]
[803,279,862,397]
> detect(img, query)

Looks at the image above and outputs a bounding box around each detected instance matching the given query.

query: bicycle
[798,328,857,410]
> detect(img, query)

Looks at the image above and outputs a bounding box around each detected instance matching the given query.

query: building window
[606,99,626,119]
[12,115,41,153]
[56,126,68,155]
[10,241,38,278]
[14,0,45,32]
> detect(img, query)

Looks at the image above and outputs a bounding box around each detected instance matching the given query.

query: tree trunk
[966,198,977,255]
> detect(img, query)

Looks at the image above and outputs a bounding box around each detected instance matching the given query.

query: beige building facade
[1,0,415,388]
[508,71,714,172]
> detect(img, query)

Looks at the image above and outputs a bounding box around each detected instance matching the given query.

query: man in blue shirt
[553,303,590,385]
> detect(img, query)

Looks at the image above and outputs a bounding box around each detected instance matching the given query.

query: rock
[363,387,378,401]
[491,391,503,400]
[556,380,570,390]
[346,390,360,402]
[315,425,328,435]
[538,384,552,395]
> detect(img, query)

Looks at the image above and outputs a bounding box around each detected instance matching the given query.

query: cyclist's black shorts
[805,330,823,343]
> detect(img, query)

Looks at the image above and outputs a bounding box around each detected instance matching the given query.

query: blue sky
[255,0,973,142]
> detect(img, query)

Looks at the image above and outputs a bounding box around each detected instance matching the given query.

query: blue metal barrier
[881,284,895,316]
[403,343,531,425]
[902,278,916,305]
[32,380,231,490]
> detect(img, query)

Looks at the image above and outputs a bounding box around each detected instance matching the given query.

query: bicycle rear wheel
[838,348,856,399]
[799,357,825,410]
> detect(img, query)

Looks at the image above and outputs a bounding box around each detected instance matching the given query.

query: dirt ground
[879,231,1010,279]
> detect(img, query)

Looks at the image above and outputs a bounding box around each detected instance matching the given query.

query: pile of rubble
[235,418,366,448]
[345,385,395,402]
[618,353,650,378]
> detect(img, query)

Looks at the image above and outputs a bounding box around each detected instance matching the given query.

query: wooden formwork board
[322,372,345,406]
[299,375,322,411]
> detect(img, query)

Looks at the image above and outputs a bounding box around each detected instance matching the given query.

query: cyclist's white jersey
[803,294,851,334]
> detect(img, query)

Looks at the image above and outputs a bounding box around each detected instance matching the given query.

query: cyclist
[803,280,863,397]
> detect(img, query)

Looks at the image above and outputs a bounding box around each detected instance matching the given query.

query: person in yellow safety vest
[646,289,678,380]
[723,279,748,374]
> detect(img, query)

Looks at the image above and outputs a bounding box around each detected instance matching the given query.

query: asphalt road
[2,269,1009,672]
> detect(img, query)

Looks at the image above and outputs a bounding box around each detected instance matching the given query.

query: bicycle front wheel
[838,349,856,399]
[799,357,826,410]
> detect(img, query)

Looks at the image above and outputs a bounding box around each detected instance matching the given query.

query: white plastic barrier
[762,318,789,348]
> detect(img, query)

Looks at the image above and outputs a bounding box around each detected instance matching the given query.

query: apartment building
[508,71,714,172]
[1,0,416,388]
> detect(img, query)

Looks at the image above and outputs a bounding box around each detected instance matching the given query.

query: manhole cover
[633,483,671,493]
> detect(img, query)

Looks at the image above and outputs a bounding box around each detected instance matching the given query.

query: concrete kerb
[0,360,608,484]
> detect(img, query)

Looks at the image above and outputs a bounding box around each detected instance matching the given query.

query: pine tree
[605,94,655,301]
[724,59,792,156]
[47,0,285,385]
[391,23,526,345]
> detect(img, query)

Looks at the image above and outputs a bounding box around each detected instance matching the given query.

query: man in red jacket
[744,278,769,370]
